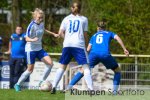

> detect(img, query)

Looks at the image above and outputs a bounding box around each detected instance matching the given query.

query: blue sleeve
[110,32,116,39]
[10,34,14,42]
[22,33,26,39]
[0,37,2,45]
[23,33,26,38]
[25,22,34,37]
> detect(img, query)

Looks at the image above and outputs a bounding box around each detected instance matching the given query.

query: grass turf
[0,89,149,100]
[0,89,64,100]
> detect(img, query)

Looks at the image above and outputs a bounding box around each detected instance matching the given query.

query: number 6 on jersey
[96,34,103,44]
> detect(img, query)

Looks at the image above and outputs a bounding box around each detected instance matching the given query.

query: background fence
[56,54,150,90]
[1,53,150,90]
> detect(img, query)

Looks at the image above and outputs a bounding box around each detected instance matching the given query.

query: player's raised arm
[83,16,88,49]
[87,35,93,52]
[25,36,38,42]
[58,17,66,38]
[87,43,92,52]
[114,35,129,56]
[58,29,65,38]
[45,29,59,37]
[84,32,88,48]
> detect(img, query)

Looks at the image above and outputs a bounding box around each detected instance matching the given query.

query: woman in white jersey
[51,2,93,94]
[14,8,58,91]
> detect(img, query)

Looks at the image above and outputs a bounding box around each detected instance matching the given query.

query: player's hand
[32,37,39,42]
[54,34,60,38]
[4,51,10,54]
[124,49,129,56]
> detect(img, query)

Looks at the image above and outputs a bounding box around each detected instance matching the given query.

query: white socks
[41,65,52,81]
[83,64,93,90]
[53,68,65,88]
[16,64,52,85]
[17,70,31,85]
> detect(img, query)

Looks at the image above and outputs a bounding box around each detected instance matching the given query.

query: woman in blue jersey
[14,8,58,91]
[87,21,129,94]
[64,20,129,94]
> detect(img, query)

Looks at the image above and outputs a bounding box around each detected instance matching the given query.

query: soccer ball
[39,81,52,92]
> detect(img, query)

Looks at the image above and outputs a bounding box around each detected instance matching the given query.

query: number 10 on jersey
[69,20,80,33]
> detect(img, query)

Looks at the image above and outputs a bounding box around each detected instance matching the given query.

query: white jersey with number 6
[60,14,88,49]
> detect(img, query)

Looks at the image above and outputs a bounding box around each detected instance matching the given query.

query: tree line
[0,0,149,58]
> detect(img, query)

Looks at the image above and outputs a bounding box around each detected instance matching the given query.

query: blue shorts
[26,49,48,64]
[89,52,118,70]
[59,47,89,65]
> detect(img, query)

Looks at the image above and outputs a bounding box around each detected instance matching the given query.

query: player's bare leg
[39,56,53,86]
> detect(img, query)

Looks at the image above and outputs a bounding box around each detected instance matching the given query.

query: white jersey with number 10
[60,14,88,49]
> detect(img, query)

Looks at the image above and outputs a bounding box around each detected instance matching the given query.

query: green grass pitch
[0,89,65,100]
[0,89,149,100]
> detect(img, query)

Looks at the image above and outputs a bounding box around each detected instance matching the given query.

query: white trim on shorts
[27,51,31,64]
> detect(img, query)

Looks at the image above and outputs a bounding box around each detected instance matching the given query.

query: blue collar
[33,20,40,25]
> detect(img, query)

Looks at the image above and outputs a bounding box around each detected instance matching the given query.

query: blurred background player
[0,36,2,54]
[65,20,129,94]
[14,8,58,92]
[0,36,3,60]
[51,1,93,94]
[5,26,26,89]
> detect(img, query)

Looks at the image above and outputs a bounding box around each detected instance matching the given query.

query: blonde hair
[31,8,44,19]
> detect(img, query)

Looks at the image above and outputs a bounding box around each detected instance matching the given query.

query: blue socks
[68,71,121,92]
[113,72,121,93]
[68,72,84,89]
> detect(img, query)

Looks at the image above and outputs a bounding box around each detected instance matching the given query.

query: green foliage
[81,0,150,55]
[0,0,8,9]
[0,0,149,56]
